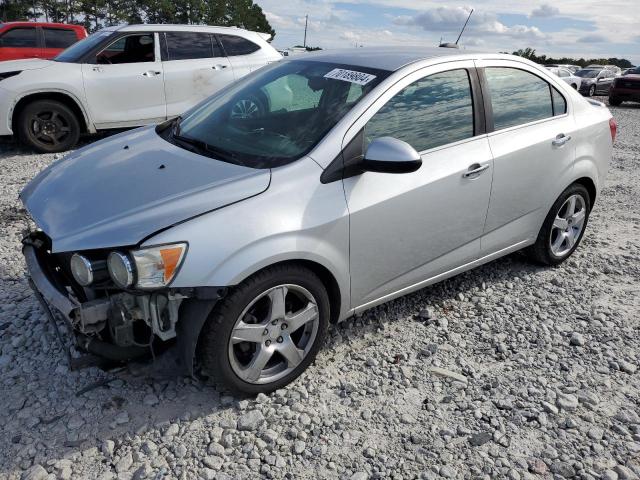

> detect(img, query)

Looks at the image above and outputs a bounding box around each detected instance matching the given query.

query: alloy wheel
[228,284,319,384]
[29,110,72,148]
[549,194,587,257]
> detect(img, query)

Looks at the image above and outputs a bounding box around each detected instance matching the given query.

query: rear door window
[43,28,78,49]
[218,35,260,56]
[365,69,475,152]
[166,32,222,60]
[0,27,38,48]
[484,67,554,130]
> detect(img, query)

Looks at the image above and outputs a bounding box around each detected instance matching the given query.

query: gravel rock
[556,393,579,411]
[237,410,265,431]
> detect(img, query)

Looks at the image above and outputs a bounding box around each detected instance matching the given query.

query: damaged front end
[22,230,223,374]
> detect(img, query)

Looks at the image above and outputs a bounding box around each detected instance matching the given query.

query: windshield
[575,69,600,78]
[54,30,113,63]
[167,60,390,167]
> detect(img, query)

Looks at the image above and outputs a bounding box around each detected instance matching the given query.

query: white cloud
[393,6,547,41]
[577,33,607,43]
[530,4,560,18]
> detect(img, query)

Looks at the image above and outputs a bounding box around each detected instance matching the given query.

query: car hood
[20,127,271,253]
[0,58,54,73]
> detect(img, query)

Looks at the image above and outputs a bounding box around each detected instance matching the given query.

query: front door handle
[463,163,490,178]
[552,134,572,147]
[212,64,228,70]
[142,70,162,77]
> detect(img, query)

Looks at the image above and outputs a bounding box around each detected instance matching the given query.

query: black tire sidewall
[589,85,596,97]
[198,265,330,395]
[17,100,80,153]
[532,184,591,266]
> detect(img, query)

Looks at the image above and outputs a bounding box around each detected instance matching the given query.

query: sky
[256,1,640,65]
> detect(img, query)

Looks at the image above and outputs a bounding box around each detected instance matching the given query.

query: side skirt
[351,239,531,317]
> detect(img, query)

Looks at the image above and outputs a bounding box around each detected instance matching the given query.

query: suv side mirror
[362,137,422,174]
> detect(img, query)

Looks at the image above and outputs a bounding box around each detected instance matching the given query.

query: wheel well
[12,92,88,134]
[574,177,597,207]
[247,260,342,324]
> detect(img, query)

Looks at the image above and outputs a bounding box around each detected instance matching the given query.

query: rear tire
[526,184,591,266]
[197,265,330,395]
[609,96,622,106]
[588,85,596,97]
[17,99,80,153]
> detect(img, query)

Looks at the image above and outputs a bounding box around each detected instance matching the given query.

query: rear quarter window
[218,35,260,56]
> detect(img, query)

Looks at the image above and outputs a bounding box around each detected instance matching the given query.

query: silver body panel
[21,48,613,324]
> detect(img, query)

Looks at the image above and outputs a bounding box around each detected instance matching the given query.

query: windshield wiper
[171,131,238,164]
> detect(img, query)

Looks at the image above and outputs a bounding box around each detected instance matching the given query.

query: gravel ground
[0,98,639,480]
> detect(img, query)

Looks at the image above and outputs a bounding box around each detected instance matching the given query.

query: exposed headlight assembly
[70,253,108,286]
[107,243,187,289]
[0,71,21,81]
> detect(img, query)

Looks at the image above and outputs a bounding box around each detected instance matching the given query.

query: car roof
[294,46,499,72]
[0,21,84,30]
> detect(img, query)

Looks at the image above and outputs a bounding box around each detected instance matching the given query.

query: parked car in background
[0,22,86,61]
[546,64,580,73]
[0,24,281,152]
[622,66,639,75]
[609,72,640,106]
[21,48,614,393]
[546,66,581,90]
[575,68,615,96]
[586,64,621,76]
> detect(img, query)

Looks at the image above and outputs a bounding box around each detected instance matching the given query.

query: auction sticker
[324,68,377,85]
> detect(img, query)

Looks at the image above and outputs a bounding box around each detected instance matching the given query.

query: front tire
[197,265,330,395]
[17,99,81,153]
[526,184,591,266]
[588,85,596,97]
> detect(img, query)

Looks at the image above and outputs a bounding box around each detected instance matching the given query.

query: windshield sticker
[324,68,377,85]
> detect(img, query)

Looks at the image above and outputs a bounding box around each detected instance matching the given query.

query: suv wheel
[17,99,81,153]
[526,184,591,266]
[197,265,329,394]
[609,96,622,106]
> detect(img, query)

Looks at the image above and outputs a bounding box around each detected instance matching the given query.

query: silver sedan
[21,47,615,394]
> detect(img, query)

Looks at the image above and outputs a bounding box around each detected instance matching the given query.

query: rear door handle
[142,70,162,77]
[463,163,490,178]
[552,134,572,147]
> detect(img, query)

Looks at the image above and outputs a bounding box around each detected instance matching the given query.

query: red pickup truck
[0,22,87,61]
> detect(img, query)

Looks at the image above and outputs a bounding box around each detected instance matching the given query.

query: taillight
[609,118,617,143]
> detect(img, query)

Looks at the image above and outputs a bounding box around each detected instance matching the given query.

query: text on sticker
[324,68,377,86]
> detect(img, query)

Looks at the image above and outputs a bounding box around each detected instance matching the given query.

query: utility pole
[303,14,308,49]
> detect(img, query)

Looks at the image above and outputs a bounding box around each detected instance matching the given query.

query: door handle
[92,66,103,72]
[142,71,161,77]
[552,134,572,147]
[212,64,228,70]
[463,163,490,178]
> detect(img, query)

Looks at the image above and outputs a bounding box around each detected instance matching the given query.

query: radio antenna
[455,8,474,45]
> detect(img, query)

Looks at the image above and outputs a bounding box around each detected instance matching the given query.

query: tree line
[511,48,634,69]
[0,0,275,38]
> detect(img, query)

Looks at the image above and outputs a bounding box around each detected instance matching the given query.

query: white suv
[0,24,281,152]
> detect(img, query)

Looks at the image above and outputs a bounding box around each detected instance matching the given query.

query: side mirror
[362,137,422,174]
